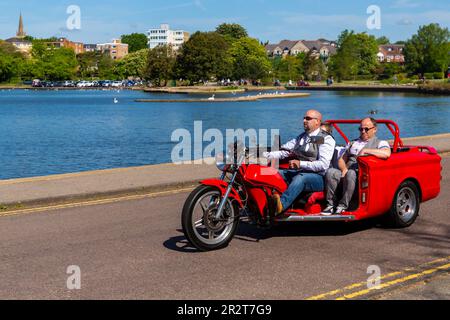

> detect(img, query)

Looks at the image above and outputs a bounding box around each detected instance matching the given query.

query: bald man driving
[264,110,336,215]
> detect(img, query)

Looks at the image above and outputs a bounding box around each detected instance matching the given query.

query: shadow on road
[234,219,378,242]
[163,229,202,253]
[163,219,379,253]
[381,219,450,252]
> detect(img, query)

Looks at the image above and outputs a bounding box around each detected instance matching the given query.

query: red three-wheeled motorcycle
[182,120,442,251]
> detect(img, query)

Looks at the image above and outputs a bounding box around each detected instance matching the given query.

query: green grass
[0,203,24,212]
[0,83,31,88]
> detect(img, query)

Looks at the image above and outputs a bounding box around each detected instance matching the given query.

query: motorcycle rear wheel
[182,185,240,251]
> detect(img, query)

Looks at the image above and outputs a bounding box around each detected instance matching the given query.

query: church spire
[17,13,26,38]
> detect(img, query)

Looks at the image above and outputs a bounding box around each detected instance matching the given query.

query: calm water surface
[0,89,449,179]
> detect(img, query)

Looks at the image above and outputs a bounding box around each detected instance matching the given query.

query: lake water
[0,89,449,179]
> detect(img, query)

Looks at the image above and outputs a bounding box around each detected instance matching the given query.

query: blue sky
[0,0,449,44]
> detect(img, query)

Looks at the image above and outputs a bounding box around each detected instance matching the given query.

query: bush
[396,73,408,81]
[424,72,434,79]
[354,74,375,81]
[433,72,444,79]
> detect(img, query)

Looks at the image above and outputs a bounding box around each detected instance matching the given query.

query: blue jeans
[279,170,325,209]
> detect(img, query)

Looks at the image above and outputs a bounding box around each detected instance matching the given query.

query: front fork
[214,170,238,220]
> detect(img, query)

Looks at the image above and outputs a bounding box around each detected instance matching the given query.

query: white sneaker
[321,206,335,216]
[335,206,347,215]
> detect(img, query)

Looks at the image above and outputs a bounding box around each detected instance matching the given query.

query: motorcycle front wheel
[182,185,240,252]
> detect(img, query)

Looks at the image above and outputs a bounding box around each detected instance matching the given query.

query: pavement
[0,133,449,208]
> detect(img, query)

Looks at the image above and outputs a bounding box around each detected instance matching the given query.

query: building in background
[147,24,189,51]
[97,39,129,60]
[83,44,98,53]
[377,44,405,63]
[5,13,32,55]
[265,39,337,58]
[46,37,85,55]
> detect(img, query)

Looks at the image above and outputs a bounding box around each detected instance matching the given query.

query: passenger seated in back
[322,118,391,216]
[321,122,333,135]
[321,122,342,170]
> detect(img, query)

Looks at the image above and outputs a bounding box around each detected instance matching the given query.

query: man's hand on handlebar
[289,160,301,169]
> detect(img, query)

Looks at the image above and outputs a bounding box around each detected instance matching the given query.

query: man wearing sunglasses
[322,118,391,215]
[263,109,336,216]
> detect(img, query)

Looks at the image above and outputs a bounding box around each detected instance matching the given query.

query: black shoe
[321,206,335,216]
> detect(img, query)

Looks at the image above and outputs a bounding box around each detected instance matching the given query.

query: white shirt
[264,128,336,173]
[346,138,390,156]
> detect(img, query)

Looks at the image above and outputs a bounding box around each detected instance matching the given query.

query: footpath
[0,133,449,208]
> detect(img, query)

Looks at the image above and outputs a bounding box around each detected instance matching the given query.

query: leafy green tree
[0,41,26,82]
[303,52,327,81]
[328,32,357,81]
[354,33,379,75]
[145,45,176,86]
[114,48,149,79]
[216,23,248,43]
[175,32,230,83]
[228,37,271,81]
[29,40,78,80]
[375,62,404,79]
[44,48,78,80]
[76,51,116,79]
[404,23,450,75]
[30,40,47,60]
[329,30,379,81]
[271,53,307,82]
[98,53,116,79]
[121,33,148,53]
[376,36,390,45]
[77,51,100,78]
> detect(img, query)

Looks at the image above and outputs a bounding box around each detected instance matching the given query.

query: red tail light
[360,163,369,190]
[359,162,369,204]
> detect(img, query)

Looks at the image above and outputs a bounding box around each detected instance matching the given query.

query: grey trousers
[325,168,358,209]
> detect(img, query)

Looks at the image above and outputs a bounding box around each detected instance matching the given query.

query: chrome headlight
[215,152,232,172]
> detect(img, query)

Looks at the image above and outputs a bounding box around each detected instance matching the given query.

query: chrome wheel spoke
[396,187,417,223]
[194,219,203,228]
[199,201,208,213]
[191,190,236,246]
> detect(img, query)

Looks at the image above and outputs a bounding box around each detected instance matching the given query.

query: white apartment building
[147,24,189,51]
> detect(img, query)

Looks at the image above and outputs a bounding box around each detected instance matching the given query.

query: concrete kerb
[0,134,449,210]
[0,181,201,210]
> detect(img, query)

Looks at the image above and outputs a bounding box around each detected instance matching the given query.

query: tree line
[0,23,448,85]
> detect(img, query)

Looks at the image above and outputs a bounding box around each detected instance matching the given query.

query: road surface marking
[307,256,450,300]
[335,262,450,300]
[0,187,194,218]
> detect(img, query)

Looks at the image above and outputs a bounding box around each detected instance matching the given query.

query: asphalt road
[0,157,449,300]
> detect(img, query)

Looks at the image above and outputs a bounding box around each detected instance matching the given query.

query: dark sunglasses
[304,116,318,121]
[359,127,375,133]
